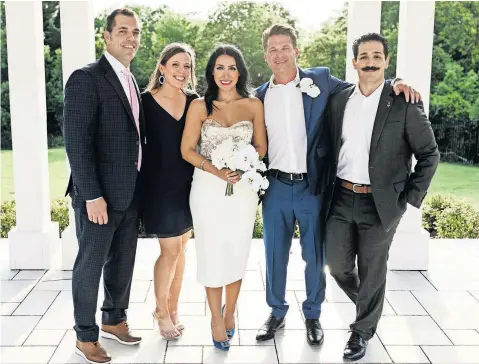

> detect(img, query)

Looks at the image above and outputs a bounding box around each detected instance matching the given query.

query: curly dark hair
[352,33,389,60]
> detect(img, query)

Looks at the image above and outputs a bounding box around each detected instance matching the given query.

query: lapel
[370,83,394,155]
[298,68,314,134]
[255,82,269,103]
[334,86,356,159]
[99,55,137,129]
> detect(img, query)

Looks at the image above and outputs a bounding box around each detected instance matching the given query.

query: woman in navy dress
[141,43,197,340]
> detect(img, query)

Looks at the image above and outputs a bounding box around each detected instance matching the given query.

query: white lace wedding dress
[190,119,259,287]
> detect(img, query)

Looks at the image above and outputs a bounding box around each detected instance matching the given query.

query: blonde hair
[262,24,298,51]
[146,43,197,92]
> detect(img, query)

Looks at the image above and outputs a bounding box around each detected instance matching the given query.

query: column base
[389,228,430,271]
[8,222,61,269]
[61,224,78,271]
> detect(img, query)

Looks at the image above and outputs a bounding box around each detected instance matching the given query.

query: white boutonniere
[298,78,321,98]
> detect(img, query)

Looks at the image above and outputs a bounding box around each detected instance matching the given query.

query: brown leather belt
[339,179,373,194]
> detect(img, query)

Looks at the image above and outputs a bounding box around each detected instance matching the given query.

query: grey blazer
[324,83,440,231]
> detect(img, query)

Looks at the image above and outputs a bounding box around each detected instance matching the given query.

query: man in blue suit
[255,24,419,345]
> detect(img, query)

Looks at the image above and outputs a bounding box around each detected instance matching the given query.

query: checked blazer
[63,54,146,212]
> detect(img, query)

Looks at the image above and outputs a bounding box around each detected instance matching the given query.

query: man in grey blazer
[63,8,145,364]
[324,33,439,361]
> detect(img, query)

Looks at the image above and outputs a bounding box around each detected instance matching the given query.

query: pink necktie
[122,68,142,171]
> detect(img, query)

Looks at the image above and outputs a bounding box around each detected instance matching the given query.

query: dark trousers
[72,183,140,342]
[325,185,399,340]
[262,175,326,319]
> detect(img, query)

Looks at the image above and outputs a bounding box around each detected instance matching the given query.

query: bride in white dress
[181,44,267,351]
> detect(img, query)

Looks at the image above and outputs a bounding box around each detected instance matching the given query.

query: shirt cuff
[86,197,102,203]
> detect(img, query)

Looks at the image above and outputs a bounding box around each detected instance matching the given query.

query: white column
[5,1,60,269]
[345,0,382,83]
[396,1,435,114]
[388,0,435,271]
[60,0,96,270]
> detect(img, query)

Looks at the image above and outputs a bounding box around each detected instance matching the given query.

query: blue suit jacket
[256,67,351,196]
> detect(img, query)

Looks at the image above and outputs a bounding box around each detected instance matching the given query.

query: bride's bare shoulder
[190,97,206,106]
[188,98,208,116]
[247,96,264,111]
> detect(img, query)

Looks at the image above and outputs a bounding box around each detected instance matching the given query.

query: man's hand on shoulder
[86,197,108,225]
[392,80,422,104]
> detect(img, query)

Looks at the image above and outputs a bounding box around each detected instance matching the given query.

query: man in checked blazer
[324,33,439,361]
[63,8,145,364]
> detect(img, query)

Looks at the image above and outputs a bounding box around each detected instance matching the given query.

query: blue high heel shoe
[211,321,230,351]
[222,304,235,340]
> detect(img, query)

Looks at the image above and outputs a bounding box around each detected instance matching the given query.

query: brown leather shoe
[75,340,111,364]
[101,321,142,345]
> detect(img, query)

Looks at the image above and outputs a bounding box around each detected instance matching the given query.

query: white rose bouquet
[211,137,269,196]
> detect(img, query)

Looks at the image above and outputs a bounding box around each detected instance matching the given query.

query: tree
[430,62,479,122]
[201,1,296,88]
[43,2,61,51]
[301,6,347,79]
[131,9,202,89]
[1,83,11,149]
[380,1,479,127]
[44,47,64,145]
[1,1,64,149]
[380,1,399,80]
[433,1,479,74]
[1,1,11,149]
[94,6,205,90]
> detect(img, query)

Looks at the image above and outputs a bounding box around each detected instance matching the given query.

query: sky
[93,0,346,31]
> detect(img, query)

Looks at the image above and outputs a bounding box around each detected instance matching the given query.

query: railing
[432,119,479,165]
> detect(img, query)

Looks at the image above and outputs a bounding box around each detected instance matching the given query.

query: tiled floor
[1,238,479,363]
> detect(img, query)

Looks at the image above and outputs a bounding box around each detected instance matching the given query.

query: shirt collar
[350,81,385,99]
[268,67,300,89]
[104,51,130,75]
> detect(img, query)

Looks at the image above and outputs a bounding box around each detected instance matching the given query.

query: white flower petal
[307,86,320,98]
[300,77,313,88]
[261,177,270,190]
[257,161,267,172]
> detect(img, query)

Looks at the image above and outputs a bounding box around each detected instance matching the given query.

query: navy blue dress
[140,91,198,237]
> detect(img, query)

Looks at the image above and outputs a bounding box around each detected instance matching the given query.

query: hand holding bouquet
[211,137,269,196]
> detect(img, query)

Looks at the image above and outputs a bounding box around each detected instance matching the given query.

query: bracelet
[200,159,207,170]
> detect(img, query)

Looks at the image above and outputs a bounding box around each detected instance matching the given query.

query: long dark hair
[204,44,251,116]
[146,42,197,93]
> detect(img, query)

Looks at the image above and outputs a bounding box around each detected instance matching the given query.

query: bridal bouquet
[211,137,269,196]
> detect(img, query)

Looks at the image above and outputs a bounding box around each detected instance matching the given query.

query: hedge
[422,195,479,238]
[1,195,478,239]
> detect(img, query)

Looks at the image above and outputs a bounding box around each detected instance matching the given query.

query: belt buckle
[291,173,303,181]
[352,183,362,193]
[297,173,304,181]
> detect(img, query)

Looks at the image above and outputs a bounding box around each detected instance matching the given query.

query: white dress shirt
[336,82,385,185]
[264,68,307,173]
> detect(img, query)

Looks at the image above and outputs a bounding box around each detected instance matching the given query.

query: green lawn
[1,149,479,209]
[1,148,68,202]
[426,162,479,209]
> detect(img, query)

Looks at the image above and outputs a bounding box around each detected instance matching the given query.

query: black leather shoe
[305,319,324,345]
[255,314,285,342]
[343,332,367,361]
